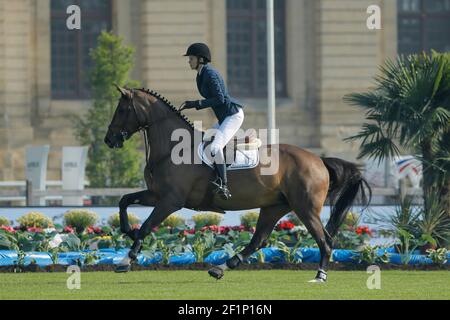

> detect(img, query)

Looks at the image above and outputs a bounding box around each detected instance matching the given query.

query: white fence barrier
[0,180,422,206]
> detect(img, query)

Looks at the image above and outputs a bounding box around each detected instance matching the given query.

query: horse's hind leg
[208,203,291,280]
[292,204,333,283]
[118,190,158,240]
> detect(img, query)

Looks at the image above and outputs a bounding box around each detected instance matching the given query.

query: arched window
[398,0,450,54]
[226,0,287,98]
[51,0,112,99]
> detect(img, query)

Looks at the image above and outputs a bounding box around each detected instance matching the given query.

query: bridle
[108,89,186,165]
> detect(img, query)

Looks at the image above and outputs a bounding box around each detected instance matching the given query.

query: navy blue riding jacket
[195,63,243,124]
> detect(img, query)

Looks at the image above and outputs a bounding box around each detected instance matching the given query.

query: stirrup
[217,186,231,200]
[211,178,232,200]
[220,185,232,200]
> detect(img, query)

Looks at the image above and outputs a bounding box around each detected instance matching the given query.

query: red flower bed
[355,226,372,236]
[86,226,103,234]
[26,227,43,233]
[180,225,252,235]
[0,225,15,233]
[63,226,75,234]
[276,221,295,231]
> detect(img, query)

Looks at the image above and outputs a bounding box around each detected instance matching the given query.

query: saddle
[234,130,261,150]
[199,129,262,170]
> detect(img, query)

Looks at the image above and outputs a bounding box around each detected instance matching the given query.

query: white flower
[43,228,57,234]
[48,233,65,249]
[292,225,308,233]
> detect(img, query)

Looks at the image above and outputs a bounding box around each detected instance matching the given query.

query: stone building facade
[1,0,440,181]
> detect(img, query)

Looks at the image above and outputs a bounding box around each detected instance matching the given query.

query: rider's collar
[197,64,206,75]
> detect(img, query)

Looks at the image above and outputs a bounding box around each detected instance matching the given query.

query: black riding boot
[211,162,232,200]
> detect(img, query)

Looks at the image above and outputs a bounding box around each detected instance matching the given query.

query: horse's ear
[114,83,131,99]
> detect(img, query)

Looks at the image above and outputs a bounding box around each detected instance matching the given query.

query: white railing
[0,180,423,206]
[0,180,92,204]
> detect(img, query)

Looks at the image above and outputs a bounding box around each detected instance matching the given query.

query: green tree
[74,31,143,203]
[344,51,450,217]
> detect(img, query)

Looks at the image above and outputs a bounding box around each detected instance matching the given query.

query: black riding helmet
[183,43,211,63]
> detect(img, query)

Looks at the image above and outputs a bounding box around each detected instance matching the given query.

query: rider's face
[188,55,199,70]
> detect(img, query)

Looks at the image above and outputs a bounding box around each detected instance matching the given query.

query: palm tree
[343,51,450,217]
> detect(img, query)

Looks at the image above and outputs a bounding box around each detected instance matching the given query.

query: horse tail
[320,157,372,238]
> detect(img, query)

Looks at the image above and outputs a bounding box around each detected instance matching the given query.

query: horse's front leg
[115,197,183,273]
[118,190,158,240]
[129,196,183,259]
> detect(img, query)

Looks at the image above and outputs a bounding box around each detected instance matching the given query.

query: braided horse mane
[136,87,202,135]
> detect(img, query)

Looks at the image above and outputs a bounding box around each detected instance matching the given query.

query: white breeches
[205,108,244,159]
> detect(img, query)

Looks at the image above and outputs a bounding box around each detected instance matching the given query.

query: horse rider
[182,43,245,200]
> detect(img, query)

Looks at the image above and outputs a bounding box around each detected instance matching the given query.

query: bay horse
[104,85,371,282]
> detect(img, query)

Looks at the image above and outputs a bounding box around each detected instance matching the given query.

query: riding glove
[183,100,200,109]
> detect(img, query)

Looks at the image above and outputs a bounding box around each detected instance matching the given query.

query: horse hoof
[308,269,327,283]
[208,267,224,280]
[115,264,131,273]
[115,257,131,273]
[308,278,326,283]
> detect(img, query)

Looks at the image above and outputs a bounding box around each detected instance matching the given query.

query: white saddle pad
[198,141,260,170]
